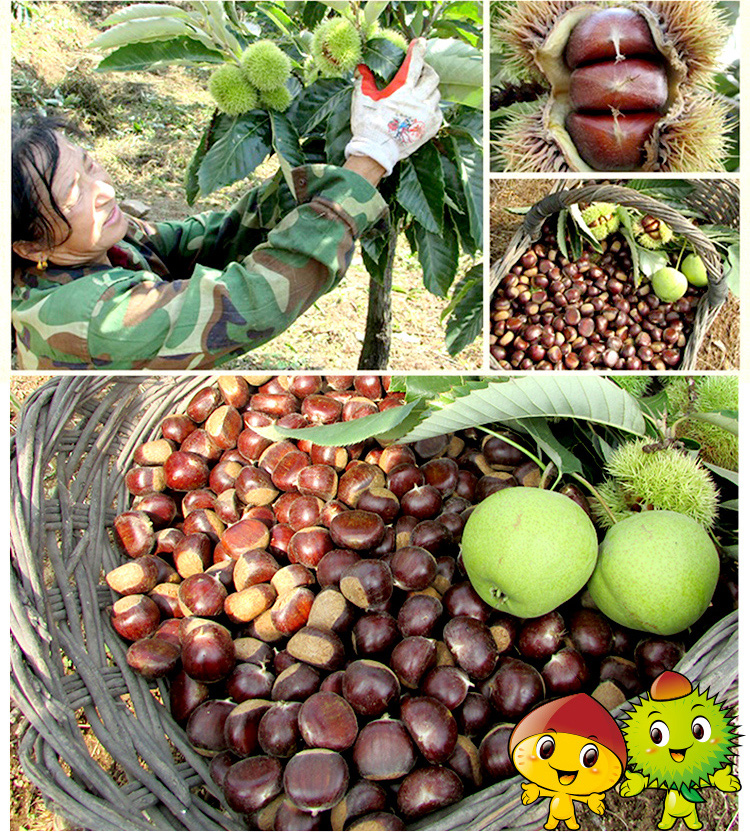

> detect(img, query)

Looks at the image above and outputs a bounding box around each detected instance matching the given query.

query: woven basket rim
[10,376,740,831]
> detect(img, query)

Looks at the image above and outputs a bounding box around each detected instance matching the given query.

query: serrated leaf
[270,110,303,193]
[448,135,481,248]
[298,83,352,135]
[637,247,669,277]
[625,179,698,205]
[364,1,391,26]
[396,145,445,235]
[361,38,407,84]
[443,263,482,355]
[703,462,738,485]
[617,206,642,286]
[515,417,583,475]
[198,112,272,196]
[324,93,353,166]
[96,36,225,71]
[394,376,647,445]
[691,411,739,436]
[557,210,569,261]
[413,220,459,297]
[185,111,220,204]
[726,243,739,296]
[253,399,421,446]
[424,38,482,90]
[569,203,603,253]
[90,17,215,50]
[102,3,195,26]
[389,376,478,399]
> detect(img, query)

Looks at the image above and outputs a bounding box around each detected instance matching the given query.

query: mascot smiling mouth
[554,768,578,786]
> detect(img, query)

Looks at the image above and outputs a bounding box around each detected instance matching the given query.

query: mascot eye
[580,743,599,768]
[536,735,555,760]
[649,720,670,746]
[692,716,711,742]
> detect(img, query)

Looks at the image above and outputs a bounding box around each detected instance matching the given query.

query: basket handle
[521,185,728,309]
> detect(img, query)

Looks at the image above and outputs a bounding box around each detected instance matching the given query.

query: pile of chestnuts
[106,375,732,830]
[490,221,702,371]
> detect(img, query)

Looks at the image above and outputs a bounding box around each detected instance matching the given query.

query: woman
[11,40,441,370]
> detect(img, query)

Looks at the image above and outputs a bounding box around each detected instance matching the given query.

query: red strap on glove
[356,39,419,101]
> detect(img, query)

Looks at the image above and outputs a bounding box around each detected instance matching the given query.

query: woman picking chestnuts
[11,39,441,370]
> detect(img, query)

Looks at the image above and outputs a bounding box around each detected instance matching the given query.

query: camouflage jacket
[12,164,387,369]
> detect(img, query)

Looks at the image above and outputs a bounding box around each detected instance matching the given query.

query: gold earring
[36,257,48,271]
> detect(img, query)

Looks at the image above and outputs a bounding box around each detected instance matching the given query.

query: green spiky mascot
[619,670,740,829]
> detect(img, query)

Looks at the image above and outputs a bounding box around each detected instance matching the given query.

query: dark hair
[12,113,86,265]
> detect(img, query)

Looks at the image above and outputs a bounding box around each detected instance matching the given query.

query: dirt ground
[10,1,481,372]
[489,179,740,371]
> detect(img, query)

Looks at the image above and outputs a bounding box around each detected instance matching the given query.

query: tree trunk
[357,224,398,370]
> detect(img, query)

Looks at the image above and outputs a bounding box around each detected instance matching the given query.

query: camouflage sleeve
[147,164,383,275]
[13,164,387,370]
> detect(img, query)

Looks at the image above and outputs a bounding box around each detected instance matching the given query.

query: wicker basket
[10,376,739,830]
[489,180,738,371]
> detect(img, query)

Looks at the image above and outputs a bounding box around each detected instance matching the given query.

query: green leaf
[324,93,353,166]
[361,38,407,84]
[396,145,445,235]
[270,110,303,193]
[443,262,482,355]
[568,203,604,253]
[198,112,272,196]
[413,220,459,297]
[96,36,225,71]
[437,82,482,109]
[691,411,739,436]
[253,399,421,446]
[297,83,352,135]
[637,247,669,277]
[447,134,481,248]
[625,179,696,202]
[726,243,739,296]
[718,499,738,511]
[617,206,642,286]
[389,376,474,399]
[515,418,583,475]
[185,111,220,204]
[364,0,391,26]
[89,17,216,50]
[102,3,195,25]
[424,38,482,90]
[394,376,648,444]
[557,210,569,261]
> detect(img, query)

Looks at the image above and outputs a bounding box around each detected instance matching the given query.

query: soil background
[489,180,740,371]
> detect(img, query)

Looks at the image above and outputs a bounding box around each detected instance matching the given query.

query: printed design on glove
[387,115,425,145]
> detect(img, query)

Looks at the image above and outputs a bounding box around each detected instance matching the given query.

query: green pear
[650,267,688,303]
[460,487,599,618]
[681,253,708,287]
[587,510,719,635]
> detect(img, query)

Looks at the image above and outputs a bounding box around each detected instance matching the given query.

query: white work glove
[345,37,443,176]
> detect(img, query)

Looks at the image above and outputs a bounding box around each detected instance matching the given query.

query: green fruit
[311,17,363,77]
[681,253,708,287]
[259,85,292,112]
[587,511,719,635]
[460,487,598,618]
[372,28,409,52]
[208,63,258,115]
[241,40,292,92]
[600,439,718,529]
[650,266,688,302]
[580,202,619,240]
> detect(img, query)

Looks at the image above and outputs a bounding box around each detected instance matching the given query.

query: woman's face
[20,134,129,267]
